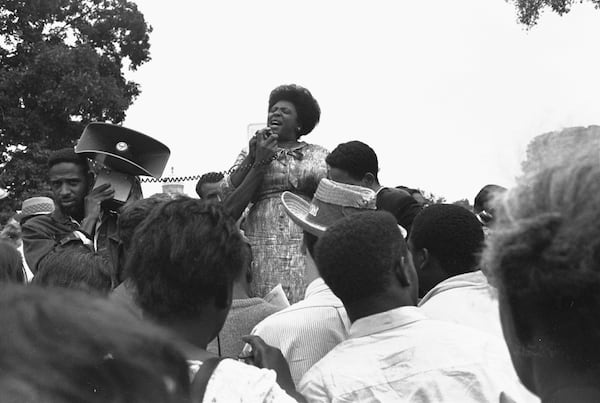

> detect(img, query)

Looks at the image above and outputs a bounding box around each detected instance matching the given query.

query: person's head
[0,285,190,403]
[408,204,484,297]
[0,219,21,248]
[232,236,254,296]
[315,211,418,318]
[195,172,225,201]
[0,242,25,284]
[473,184,507,227]
[482,159,600,393]
[117,195,170,281]
[396,186,428,206]
[267,84,320,141]
[33,246,112,295]
[47,148,92,218]
[326,141,379,189]
[127,197,245,342]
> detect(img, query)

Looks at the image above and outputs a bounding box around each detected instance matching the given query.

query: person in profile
[483,158,600,402]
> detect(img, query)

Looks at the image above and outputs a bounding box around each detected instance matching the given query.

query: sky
[123,0,600,202]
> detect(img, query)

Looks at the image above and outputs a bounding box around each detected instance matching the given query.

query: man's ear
[86,172,96,191]
[414,247,430,272]
[362,172,376,187]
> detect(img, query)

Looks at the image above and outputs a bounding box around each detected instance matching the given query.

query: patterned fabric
[299,306,533,403]
[228,142,328,303]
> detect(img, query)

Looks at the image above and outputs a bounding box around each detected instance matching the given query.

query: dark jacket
[22,208,120,286]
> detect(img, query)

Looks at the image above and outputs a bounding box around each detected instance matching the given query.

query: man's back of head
[314,211,417,320]
[408,204,484,297]
[126,196,245,324]
[325,141,379,188]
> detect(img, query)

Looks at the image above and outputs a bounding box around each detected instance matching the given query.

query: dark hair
[0,242,25,283]
[474,184,507,214]
[303,230,319,258]
[326,141,379,181]
[48,148,88,171]
[410,204,484,277]
[483,160,600,369]
[315,211,405,304]
[33,246,112,294]
[195,172,225,198]
[0,285,190,403]
[127,197,245,320]
[268,84,320,138]
[118,195,170,250]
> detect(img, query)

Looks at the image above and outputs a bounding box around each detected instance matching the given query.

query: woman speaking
[227,84,328,303]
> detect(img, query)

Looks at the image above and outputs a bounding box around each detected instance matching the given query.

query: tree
[508,0,600,27]
[0,0,152,223]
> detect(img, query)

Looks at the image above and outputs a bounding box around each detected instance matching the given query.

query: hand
[248,135,258,160]
[254,130,278,165]
[241,335,297,394]
[84,183,115,219]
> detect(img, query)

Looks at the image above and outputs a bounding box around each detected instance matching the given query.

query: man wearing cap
[243,178,376,385]
[21,148,118,280]
[325,140,422,236]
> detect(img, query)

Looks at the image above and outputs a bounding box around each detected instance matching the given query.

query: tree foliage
[0,0,152,222]
[508,0,600,27]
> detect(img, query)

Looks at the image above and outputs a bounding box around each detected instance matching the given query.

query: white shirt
[299,306,532,403]
[249,278,350,385]
[419,272,539,402]
[188,358,296,402]
[418,271,503,338]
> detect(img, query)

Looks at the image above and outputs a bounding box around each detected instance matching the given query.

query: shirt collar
[304,277,331,299]
[419,271,488,305]
[349,306,427,339]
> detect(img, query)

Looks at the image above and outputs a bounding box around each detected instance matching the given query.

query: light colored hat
[281,179,377,237]
[18,197,55,221]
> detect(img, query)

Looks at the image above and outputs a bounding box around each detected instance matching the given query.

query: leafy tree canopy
[509,0,600,27]
[0,0,152,223]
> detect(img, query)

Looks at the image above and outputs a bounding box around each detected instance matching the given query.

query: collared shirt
[419,271,504,339]
[249,278,350,386]
[299,306,533,403]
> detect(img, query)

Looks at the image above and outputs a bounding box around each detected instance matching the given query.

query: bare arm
[224,133,278,221]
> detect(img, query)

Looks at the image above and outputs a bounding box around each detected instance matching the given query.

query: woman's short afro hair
[268,84,321,137]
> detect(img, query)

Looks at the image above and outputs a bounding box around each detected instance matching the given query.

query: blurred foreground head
[0,285,190,403]
[483,157,600,394]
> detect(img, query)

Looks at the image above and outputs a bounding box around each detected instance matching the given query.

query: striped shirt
[249,278,350,385]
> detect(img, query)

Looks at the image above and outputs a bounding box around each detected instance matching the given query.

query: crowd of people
[0,84,599,403]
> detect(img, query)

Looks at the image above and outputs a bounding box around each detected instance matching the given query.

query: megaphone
[75,123,170,209]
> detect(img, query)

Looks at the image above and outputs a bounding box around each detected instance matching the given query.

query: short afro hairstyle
[195,171,225,198]
[118,195,171,251]
[48,148,88,171]
[33,245,112,295]
[127,197,245,320]
[268,84,320,137]
[315,211,406,304]
[326,141,379,181]
[410,204,484,277]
